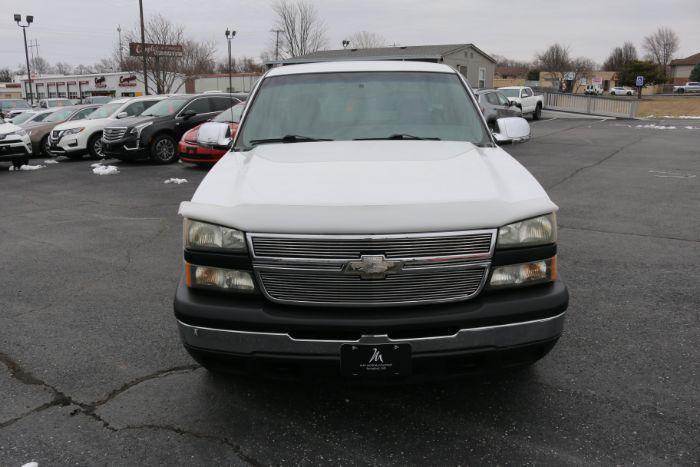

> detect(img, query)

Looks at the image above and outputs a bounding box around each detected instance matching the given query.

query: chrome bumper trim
[177,312,565,356]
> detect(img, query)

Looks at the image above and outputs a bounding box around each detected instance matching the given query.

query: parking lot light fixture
[14,14,34,105]
[225,29,236,94]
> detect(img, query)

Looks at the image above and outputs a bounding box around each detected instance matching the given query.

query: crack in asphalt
[0,353,261,463]
[546,136,647,190]
[559,225,700,244]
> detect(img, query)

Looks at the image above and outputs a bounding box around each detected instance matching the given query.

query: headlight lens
[64,127,84,135]
[497,213,556,248]
[489,257,556,289]
[184,219,247,251]
[130,121,152,137]
[186,263,255,293]
[8,129,27,137]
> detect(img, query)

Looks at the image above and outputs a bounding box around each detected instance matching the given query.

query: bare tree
[27,56,53,75]
[272,0,327,58]
[347,31,385,49]
[117,14,217,93]
[93,57,119,73]
[643,27,679,78]
[603,42,638,71]
[73,64,95,75]
[536,44,594,93]
[54,62,73,75]
[0,68,12,82]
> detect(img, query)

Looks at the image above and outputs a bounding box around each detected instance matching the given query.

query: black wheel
[12,158,28,168]
[610,91,615,96]
[677,88,684,94]
[532,103,542,120]
[87,133,104,159]
[150,134,178,164]
[40,135,51,156]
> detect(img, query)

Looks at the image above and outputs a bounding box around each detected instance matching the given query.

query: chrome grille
[103,127,127,141]
[249,230,495,307]
[258,266,488,305]
[251,232,493,260]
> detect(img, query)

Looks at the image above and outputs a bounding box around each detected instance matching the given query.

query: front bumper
[101,135,148,159]
[178,140,226,163]
[175,277,568,371]
[0,137,32,162]
[49,132,87,154]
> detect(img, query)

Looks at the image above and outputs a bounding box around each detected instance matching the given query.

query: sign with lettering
[129,42,183,57]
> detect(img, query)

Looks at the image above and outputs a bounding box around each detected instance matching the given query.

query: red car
[179,102,245,164]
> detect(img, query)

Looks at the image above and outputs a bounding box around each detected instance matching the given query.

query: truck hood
[180,141,557,234]
[0,122,22,135]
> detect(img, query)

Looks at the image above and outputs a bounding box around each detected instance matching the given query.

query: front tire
[532,103,542,120]
[677,88,684,94]
[150,134,178,164]
[87,133,104,159]
[40,135,51,156]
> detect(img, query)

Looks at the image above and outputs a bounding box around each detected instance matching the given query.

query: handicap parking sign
[636,76,644,87]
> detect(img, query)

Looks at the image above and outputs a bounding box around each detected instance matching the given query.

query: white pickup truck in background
[673,82,700,94]
[498,86,544,120]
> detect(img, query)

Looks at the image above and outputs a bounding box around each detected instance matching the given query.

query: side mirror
[181,109,196,119]
[116,112,128,119]
[195,121,233,149]
[493,117,530,144]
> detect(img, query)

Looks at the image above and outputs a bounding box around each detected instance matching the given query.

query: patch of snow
[684,126,697,130]
[22,462,39,467]
[92,165,120,175]
[164,178,188,184]
[663,115,700,119]
[90,162,103,168]
[635,124,677,130]
[44,159,59,164]
[9,164,46,171]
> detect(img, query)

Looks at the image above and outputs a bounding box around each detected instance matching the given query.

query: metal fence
[542,92,639,118]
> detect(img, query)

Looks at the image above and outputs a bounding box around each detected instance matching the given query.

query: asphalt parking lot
[1,118,698,465]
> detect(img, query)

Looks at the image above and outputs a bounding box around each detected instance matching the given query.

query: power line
[271,29,284,61]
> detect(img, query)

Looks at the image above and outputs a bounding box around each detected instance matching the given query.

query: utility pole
[225,28,236,93]
[117,25,123,70]
[271,29,284,61]
[14,14,34,105]
[138,0,149,94]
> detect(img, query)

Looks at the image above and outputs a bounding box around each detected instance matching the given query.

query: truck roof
[266,60,457,77]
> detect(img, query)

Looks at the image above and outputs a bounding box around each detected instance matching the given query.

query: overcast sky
[2,0,699,70]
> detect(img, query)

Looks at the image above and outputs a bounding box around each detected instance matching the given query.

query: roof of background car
[266,60,457,77]
[474,89,496,94]
[497,86,527,90]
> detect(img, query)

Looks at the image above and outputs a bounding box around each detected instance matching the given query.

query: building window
[58,92,67,98]
[37,92,45,99]
[48,92,57,98]
[68,91,79,99]
[478,67,486,88]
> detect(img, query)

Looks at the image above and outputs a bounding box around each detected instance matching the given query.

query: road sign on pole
[129,42,183,57]
[636,76,644,87]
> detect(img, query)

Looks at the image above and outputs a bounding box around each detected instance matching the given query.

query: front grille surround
[248,230,496,307]
[103,127,127,142]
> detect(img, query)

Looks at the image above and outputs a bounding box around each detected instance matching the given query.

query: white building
[18,71,185,100]
[184,73,261,94]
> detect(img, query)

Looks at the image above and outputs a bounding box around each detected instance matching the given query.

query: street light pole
[225,28,236,93]
[138,0,149,95]
[14,14,34,105]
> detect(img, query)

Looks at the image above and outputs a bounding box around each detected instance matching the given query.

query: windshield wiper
[248,135,333,146]
[354,134,440,141]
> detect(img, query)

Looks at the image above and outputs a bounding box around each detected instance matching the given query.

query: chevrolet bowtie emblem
[344,255,403,279]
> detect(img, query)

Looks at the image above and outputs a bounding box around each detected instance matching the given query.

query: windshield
[214,103,245,123]
[44,108,74,122]
[141,98,188,117]
[88,103,122,119]
[236,72,489,150]
[1,100,31,110]
[499,89,520,98]
[10,112,36,124]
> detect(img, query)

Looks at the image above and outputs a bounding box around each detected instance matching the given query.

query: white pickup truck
[175,61,568,381]
[498,86,544,120]
[673,82,700,94]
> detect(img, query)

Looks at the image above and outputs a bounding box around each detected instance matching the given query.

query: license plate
[341,343,411,378]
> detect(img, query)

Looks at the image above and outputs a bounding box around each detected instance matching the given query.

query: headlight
[184,219,247,252]
[497,213,556,248]
[186,263,255,293]
[130,121,152,137]
[489,257,556,289]
[8,129,27,137]
[63,127,84,135]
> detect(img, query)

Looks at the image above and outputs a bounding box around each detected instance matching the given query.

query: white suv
[50,95,168,159]
[0,117,33,168]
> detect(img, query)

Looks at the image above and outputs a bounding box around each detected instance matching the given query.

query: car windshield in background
[10,112,37,124]
[88,103,123,119]
[499,89,520,98]
[1,100,31,110]
[141,98,188,117]
[214,103,245,123]
[44,108,74,122]
[236,72,490,150]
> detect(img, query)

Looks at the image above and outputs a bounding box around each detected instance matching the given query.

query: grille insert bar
[103,127,127,141]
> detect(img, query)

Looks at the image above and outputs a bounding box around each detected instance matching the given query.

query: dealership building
[18,71,185,101]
